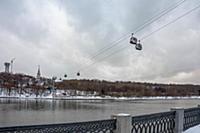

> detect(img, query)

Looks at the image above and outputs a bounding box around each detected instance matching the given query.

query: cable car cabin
[135,41,142,50]
[130,33,137,44]
[77,72,80,76]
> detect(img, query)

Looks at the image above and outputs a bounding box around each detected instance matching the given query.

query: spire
[37,65,41,79]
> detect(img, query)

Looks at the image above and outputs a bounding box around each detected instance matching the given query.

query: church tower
[36,65,41,80]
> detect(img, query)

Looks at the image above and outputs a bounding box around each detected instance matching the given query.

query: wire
[141,3,200,40]
[134,0,187,33]
[70,0,188,76]
[88,0,187,61]
[73,0,187,76]
[79,2,200,74]
[89,33,128,60]
[80,43,129,72]
[72,0,187,77]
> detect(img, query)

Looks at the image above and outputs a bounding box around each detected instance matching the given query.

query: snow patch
[184,125,200,133]
[1,87,200,100]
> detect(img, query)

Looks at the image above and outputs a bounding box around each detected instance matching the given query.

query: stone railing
[184,106,200,131]
[131,111,175,133]
[111,106,200,133]
[0,106,200,133]
[0,119,116,133]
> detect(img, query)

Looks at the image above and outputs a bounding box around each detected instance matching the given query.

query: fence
[184,106,200,131]
[0,119,116,133]
[132,111,175,133]
[0,106,200,133]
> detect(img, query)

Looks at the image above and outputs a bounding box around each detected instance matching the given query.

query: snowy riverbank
[1,87,200,100]
[1,95,200,100]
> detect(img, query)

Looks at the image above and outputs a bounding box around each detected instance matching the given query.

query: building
[4,62,10,73]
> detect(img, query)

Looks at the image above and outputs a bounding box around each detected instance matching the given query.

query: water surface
[0,98,199,127]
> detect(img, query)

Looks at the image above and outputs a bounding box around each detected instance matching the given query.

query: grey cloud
[0,0,200,84]
[0,0,49,45]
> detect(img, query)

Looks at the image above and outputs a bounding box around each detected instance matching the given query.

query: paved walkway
[184,125,200,133]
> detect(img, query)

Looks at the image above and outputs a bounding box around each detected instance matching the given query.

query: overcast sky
[0,0,200,84]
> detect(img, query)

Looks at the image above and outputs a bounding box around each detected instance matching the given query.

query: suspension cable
[72,0,187,75]
[88,0,187,61]
[79,3,200,74]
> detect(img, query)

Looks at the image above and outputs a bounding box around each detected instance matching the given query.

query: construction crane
[10,58,15,74]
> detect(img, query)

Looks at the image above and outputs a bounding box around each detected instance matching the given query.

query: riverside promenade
[0,105,200,133]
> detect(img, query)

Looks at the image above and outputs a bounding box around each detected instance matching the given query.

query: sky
[0,0,200,84]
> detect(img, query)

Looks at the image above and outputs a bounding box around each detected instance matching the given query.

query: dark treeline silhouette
[56,79,200,97]
[0,72,52,96]
[0,72,200,97]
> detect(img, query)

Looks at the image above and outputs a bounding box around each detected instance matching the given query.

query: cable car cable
[78,3,200,74]
[72,0,188,76]
[69,0,188,76]
[88,0,187,61]
[140,3,200,40]
[79,44,129,73]
[134,0,187,34]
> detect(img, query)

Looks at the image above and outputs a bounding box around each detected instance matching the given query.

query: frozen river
[0,98,200,127]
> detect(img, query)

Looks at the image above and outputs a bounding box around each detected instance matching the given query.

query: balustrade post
[111,113,132,133]
[171,107,184,133]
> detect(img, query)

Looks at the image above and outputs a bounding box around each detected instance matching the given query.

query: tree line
[56,79,200,97]
[0,72,200,97]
